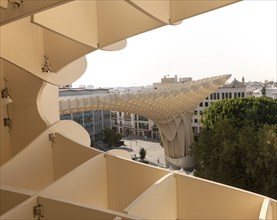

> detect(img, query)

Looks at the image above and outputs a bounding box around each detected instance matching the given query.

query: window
[238,92,241,97]
[205,102,209,107]
[199,102,203,107]
[234,92,237,98]
[60,113,71,120]
[242,92,245,97]
[194,110,198,115]
[222,93,225,99]
[217,93,220,99]
[194,118,198,123]
[139,123,149,129]
[213,93,217,100]
[229,93,232,99]
[225,93,228,99]
[152,126,159,132]
[192,127,198,134]
[138,115,148,121]
[247,91,253,96]
[200,111,203,115]
[210,94,213,100]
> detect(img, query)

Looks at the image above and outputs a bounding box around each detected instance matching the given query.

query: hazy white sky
[73,0,277,88]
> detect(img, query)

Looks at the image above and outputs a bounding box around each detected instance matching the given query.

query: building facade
[265,86,277,99]
[59,88,112,144]
[192,78,254,134]
[111,111,160,140]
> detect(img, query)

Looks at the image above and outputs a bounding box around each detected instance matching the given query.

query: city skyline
[73,0,277,88]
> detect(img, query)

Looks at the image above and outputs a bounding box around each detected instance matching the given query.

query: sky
[73,0,277,88]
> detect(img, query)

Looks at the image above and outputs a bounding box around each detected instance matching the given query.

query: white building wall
[111,112,160,140]
[191,85,254,134]
[266,87,277,99]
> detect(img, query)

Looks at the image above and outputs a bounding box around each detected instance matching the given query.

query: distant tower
[242,76,245,85]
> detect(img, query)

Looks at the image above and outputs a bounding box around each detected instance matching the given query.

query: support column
[157,113,195,170]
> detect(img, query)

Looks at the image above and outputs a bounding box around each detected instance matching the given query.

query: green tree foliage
[192,97,277,199]
[139,147,147,161]
[201,96,277,130]
[103,128,122,147]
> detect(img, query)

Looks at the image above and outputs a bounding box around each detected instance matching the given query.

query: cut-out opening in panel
[39,196,139,220]
[52,133,101,179]
[1,121,99,192]
[0,185,35,216]
[32,0,163,49]
[106,154,170,212]
[1,194,139,220]
[124,173,177,219]
[39,153,171,214]
[176,174,265,219]
[39,154,109,209]
[0,196,37,219]
[1,58,46,158]
[1,16,93,78]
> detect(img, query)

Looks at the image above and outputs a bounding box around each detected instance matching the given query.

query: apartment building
[111,111,160,140]
[59,88,112,144]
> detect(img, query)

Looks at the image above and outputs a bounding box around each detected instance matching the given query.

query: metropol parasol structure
[59,74,230,169]
[1,0,276,219]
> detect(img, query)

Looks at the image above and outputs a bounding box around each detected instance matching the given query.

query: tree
[103,128,122,147]
[191,97,277,199]
[201,96,277,130]
[139,147,147,162]
[261,86,266,96]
